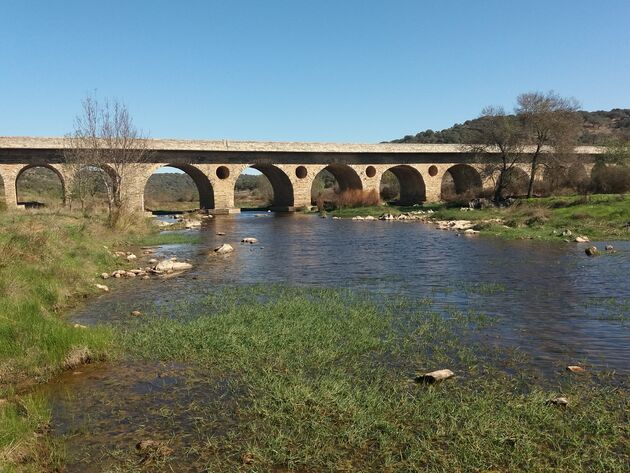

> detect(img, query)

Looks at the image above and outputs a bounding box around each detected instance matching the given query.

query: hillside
[391,109,630,145]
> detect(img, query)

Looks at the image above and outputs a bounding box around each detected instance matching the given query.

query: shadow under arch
[381,165,426,205]
[144,164,214,211]
[15,164,66,207]
[319,164,363,192]
[238,164,294,211]
[441,164,483,200]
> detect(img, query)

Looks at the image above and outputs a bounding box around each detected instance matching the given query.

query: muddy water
[43,212,630,470]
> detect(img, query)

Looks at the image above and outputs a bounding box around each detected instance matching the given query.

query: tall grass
[332,189,381,209]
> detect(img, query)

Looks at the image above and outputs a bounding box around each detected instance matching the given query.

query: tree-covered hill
[391,109,630,145]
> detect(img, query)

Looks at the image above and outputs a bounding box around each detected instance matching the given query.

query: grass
[330,194,630,241]
[114,286,630,472]
[0,208,179,471]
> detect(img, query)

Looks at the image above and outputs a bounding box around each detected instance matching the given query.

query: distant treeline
[391,109,630,145]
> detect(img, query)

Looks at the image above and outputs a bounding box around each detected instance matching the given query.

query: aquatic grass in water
[117,286,629,472]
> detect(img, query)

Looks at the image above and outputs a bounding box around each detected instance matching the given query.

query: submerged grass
[117,286,629,472]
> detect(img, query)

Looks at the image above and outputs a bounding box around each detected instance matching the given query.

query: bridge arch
[311,164,363,205]
[441,164,483,201]
[143,164,214,211]
[235,164,294,210]
[15,164,66,207]
[380,165,426,205]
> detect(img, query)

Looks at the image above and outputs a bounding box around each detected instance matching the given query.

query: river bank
[0,210,195,471]
[328,194,630,242]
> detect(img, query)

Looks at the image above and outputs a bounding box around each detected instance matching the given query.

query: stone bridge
[0,137,602,213]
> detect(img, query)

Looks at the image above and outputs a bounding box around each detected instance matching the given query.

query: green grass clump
[135,231,202,246]
[119,287,630,472]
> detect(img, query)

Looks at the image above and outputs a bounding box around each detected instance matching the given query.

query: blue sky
[1,0,629,143]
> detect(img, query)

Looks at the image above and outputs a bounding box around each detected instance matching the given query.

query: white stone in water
[574,236,590,243]
[154,260,193,271]
[214,243,234,254]
[416,369,454,383]
[241,237,258,244]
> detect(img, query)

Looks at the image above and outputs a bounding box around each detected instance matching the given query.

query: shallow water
[74,212,630,373]
[44,212,630,469]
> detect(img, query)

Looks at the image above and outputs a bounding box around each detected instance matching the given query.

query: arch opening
[441,164,483,201]
[144,165,214,213]
[501,167,529,197]
[70,165,117,212]
[16,165,65,208]
[234,164,294,211]
[380,165,426,205]
[311,164,366,208]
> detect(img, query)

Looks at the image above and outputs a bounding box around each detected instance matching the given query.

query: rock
[574,236,590,243]
[183,219,202,229]
[155,220,174,227]
[567,365,586,373]
[463,229,479,235]
[73,323,87,329]
[126,271,137,278]
[136,440,173,457]
[216,232,226,236]
[242,453,254,465]
[100,272,110,279]
[605,245,614,251]
[148,258,158,264]
[142,275,150,280]
[214,243,234,254]
[352,216,364,220]
[126,254,137,261]
[549,396,569,407]
[114,272,122,278]
[95,284,109,292]
[114,251,126,257]
[562,229,573,237]
[154,260,193,271]
[63,347,91,370]
[241,237,258,244]
[332,216,341,220]
[585,246,598,256]
[415,369,454,384]
[364,215,376,221]
[131,310,142,317]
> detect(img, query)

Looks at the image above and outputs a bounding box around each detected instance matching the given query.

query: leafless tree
[515,91,581,198]
[64,95,151,224]
[470,106,525,202]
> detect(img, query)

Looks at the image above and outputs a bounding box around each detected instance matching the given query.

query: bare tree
[65,95,151,224]
[470,106,525,202]
[515,91,581,198]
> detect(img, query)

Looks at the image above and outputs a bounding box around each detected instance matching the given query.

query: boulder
[183,219,202,229]
[126,254,137,261]
[574,236,590,243]
[415,369,454,384]
[130,310,142,317]
[214,243,234,254]
[605,245,615,252]
[241,237,258,244]
[566,365,586,373]
[585,246,598,256]
[100,272,110,279]
[364,215,376,221]
[562,229,573,237]
[463,228,480,235]
[154,260,193,272]
[352,216,364,220]
[95,284,109,292]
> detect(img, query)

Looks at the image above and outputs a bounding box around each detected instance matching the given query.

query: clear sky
[1,0,629,143]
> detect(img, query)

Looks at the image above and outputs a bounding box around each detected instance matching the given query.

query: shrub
[331,189,380,209]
